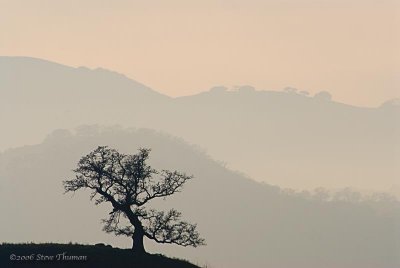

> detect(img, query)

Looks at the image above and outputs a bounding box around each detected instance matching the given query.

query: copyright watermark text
[10,252,87,261]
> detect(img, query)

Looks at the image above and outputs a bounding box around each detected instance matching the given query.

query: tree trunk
[124,207,146,253]
[132,228,146,253]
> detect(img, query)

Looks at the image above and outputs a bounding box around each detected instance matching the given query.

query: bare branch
[142,209,205,247]
[136,171,193,206]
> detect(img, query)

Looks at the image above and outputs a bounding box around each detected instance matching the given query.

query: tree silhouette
[63,146,205,253]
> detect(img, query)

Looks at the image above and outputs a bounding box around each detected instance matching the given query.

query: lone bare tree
[63,146,205,253]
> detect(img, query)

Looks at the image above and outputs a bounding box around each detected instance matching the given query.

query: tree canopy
[63,146,205,253]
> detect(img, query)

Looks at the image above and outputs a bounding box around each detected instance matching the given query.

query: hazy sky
[1,0,399,106]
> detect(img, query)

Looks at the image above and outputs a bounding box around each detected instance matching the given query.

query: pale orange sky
[1,0,399,106]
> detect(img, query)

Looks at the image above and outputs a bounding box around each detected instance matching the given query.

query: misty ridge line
[7,124,397,200]
[1,124,398,203]
[51,126,400,202]
[1,56,398,108]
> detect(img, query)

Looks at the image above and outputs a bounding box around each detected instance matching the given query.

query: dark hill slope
[0,243,199,268]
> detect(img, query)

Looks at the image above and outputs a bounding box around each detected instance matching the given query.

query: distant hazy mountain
[0,56,169,150]
[0,127,398,268]
[168,88,399,194]
[1,56,399,194]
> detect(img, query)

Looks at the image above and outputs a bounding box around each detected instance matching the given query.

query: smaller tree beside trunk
[63,146,205,253]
